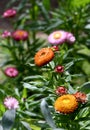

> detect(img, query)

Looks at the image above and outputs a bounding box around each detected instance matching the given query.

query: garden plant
[0,0,90,130]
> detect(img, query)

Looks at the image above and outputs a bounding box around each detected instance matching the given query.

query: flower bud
[55,65,64,73]
[56,86,67,95]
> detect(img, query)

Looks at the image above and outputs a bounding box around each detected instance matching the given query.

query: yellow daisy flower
[54,94,78,114]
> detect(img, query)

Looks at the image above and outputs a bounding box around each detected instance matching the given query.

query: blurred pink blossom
[48,30,67,45]
[3,9,16,18]
[1,30,11,38]
[5,67,19,78]
[66,32,76,44]
[4,97,19,109]
[12,30,28,41]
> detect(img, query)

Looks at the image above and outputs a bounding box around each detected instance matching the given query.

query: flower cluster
[54,86,87,114]
[48,30,75,45]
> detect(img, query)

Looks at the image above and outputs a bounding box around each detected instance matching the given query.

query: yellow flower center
[16,31,25,36]
[53,32,62,39]
[62,98,70,104]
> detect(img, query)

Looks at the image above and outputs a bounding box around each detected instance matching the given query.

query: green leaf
[21,121,32,130]
[40,99,56,129]
[53,128,65,130]
[2,109,16,130]
[80,82,90,93]
[23,83,38,91]
[71,0,90,7]
[0,121,3,130]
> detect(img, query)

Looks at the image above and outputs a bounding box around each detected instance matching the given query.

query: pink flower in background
[12,30,28,41]
[5,67,19,78]
[3,9,16,18]
[55,65,64,73]
[48,30,67,45]
[1,30,11,38]
[4,97,19,109]
[66,32,76,44]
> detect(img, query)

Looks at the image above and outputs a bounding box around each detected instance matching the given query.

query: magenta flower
[55,65,64,73]
[12,30,28,41]
[4,97,19,109]
[5,67,19,78]
[1,30,11,38]
[66,32,76,44]
[3,9,16,18]
[48,30,67,45]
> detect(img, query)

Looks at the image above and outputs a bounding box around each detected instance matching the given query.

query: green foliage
[0,0,90,130]
[71,0,90,7]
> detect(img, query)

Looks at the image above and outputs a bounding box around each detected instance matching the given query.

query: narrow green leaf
[21,121,32,130]
[2,109,16,130]
[80,82,90,93]
[40,99,56,129]
[0,120,3,130]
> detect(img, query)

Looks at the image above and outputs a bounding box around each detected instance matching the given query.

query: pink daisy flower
[1,30,11,38]
[5,67,19,78]
[12,30,28,41]
[3,9,16,18]
[48,30,67,45]
[66,32,76,44]
[4,97,19,109]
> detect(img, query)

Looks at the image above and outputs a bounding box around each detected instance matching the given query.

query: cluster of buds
[55,86,87,104]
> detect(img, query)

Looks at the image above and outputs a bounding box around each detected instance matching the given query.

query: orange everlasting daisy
[34,48,54,66]
[54,94,78,114]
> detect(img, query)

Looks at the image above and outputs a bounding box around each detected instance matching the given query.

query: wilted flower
[34,48,54,66]
[1,30,11,38]
[48,30,67,45]
[54,94,78,114]
[3,9,16,18]
[4,97,19,109]
[56,86,67,95]
[12,30,28,41]
[55,65,64,73]
[73,92,87,103]
[51,45,59,51]
[66,32,76,44]
[5,67,19,78]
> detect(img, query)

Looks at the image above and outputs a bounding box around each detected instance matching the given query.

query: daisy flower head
[12,30,28,41]
[54,94,78,114]
[4,97,19,109]
[34,48,54,66]
[48,30,67,45]
[5,67,19,78]
[3,9,16,18]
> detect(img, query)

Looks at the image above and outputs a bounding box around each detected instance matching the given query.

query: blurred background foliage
[0,0,90,130]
